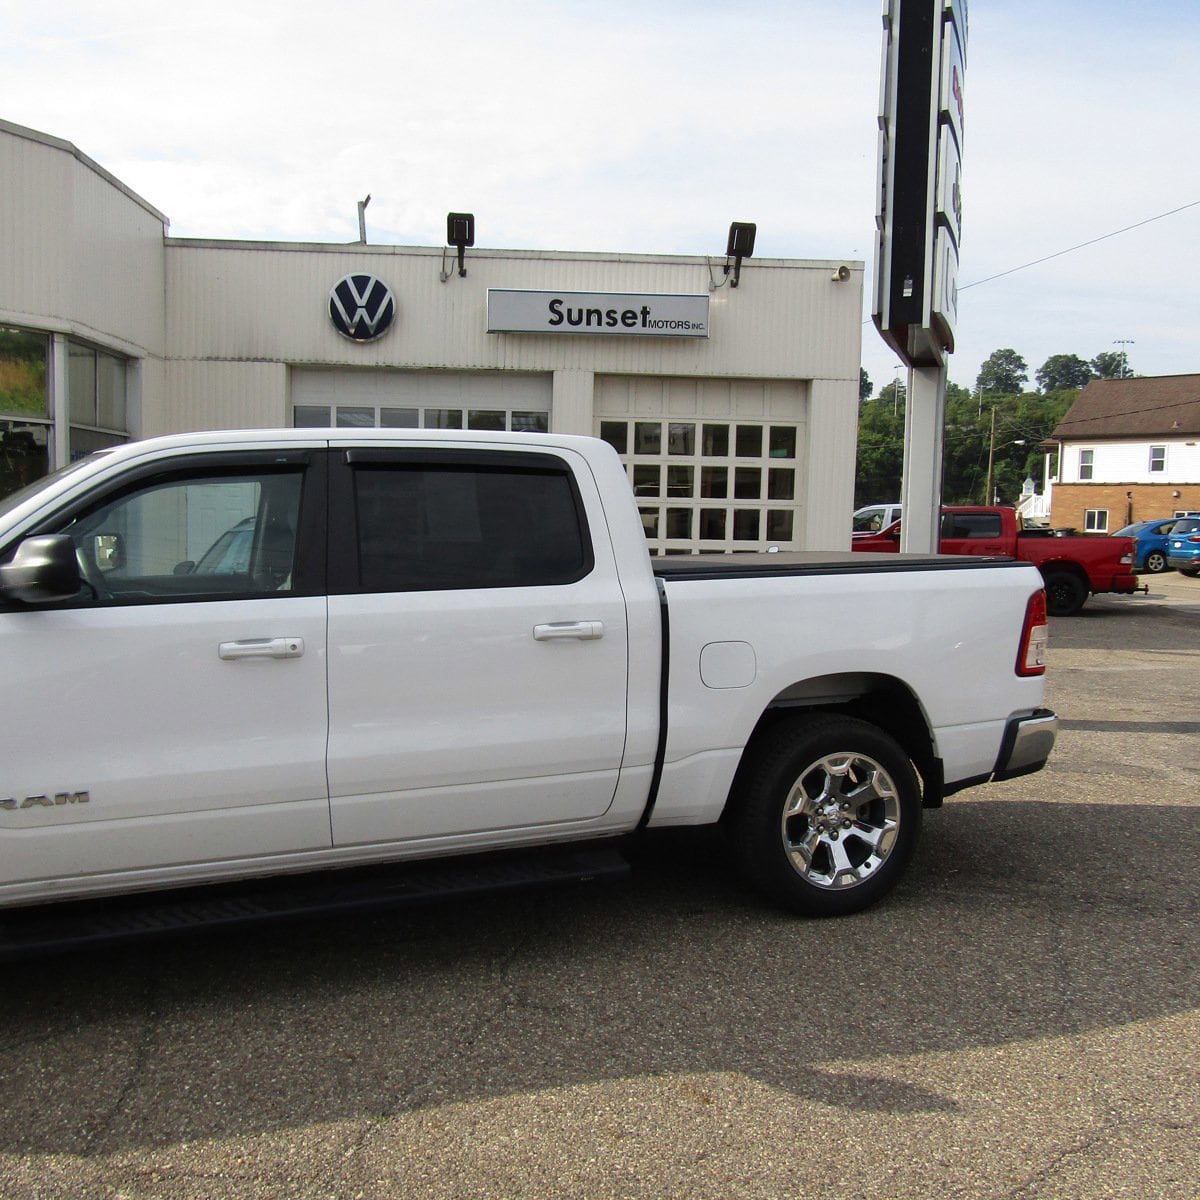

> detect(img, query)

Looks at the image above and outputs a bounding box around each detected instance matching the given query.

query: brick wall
[1050,483,1200,532]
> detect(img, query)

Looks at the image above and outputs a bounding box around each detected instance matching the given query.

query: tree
[854,389,905,507]
[859,367,872,401]
[1036,354,1093,393]
[975,349,1028,396]
[1092,350,1133,379]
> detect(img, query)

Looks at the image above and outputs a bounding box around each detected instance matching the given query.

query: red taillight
[1188,535,1200,544]
[1017,589,1049,677]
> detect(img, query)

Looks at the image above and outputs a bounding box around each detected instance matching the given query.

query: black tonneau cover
[651,550,1023,582]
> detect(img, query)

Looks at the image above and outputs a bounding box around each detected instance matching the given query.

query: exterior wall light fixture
[723,222,756,288]
[442,212,475,281]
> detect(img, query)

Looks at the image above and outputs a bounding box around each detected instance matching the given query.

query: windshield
[1173,519,1200,535]
[853,509,892,533]
[0,453,108,525]
[1114,522,1150,536]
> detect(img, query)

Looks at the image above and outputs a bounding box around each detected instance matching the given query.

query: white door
[0,454,330,894]
[326,445,630,847]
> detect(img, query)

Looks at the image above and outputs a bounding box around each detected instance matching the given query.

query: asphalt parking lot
[2,576,1198,1200]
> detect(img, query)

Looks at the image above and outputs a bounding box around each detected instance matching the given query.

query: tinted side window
[943,513,1002,539]
[352,463,591,592]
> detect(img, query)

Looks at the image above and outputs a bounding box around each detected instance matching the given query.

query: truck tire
[1042,570,1088,616]
[728,715,921,917]
[1144,550,1167,574]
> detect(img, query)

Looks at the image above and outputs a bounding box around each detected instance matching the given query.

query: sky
[3,0,1198,396]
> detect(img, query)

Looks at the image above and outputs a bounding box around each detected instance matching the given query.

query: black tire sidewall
[1043,571,1086,616]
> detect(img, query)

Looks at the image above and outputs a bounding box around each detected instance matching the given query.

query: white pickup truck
[0,429,1056,922]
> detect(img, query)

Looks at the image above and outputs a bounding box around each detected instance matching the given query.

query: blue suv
[1166,518,1200,576]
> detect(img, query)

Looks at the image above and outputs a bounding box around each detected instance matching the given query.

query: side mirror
[0,535,83,603]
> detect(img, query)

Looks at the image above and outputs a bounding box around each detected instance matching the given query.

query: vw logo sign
[329,274,396,342]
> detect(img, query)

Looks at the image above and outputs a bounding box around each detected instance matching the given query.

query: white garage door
[291,369,552,433]
[595,375,807,554]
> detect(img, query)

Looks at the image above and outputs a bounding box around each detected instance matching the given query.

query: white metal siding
[0,120,166,359]
[1060,439,1200,485]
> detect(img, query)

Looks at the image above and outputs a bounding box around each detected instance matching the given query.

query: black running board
[0,844,630,961]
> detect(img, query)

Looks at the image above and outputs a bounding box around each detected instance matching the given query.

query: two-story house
[1045,373,1200,532]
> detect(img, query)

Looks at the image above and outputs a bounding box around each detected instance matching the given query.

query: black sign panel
[873,0,967,367]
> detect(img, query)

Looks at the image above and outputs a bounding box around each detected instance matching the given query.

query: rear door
[0,449,330,893]
[325,444,630,847]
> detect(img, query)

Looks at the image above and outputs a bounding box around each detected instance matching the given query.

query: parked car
[1113,518,1180,574]
[1166,518,1200,576]
[852,503,901,535]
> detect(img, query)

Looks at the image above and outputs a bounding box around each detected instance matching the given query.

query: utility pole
[983,405,997,504]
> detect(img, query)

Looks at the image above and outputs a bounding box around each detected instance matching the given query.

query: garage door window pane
[665,508,692,539]
[336,406,375,428]
[768,469,794,500]
[767,510,793,540]
[700,467,727,498]
[512,411,549,433]
[734,467,760,499]
[733,510,760,540]
[736,426,762,458]
[600,421,628,454]
[668,423,695,455]
[468,410,506,431]
[699,509,725,539]
[667,466,694,497]
[702,425,729,456]
[633,465,660,496]
[294,406,331,427]
[635,422,661,454]
[381,408,419,428]
[769,427,796,458]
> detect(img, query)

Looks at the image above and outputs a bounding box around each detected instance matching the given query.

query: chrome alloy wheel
[780,751,901,890]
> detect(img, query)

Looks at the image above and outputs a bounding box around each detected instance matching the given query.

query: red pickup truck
[852,506,1138,616]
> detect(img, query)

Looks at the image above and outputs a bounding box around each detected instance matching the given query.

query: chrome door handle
[219,637,305,660]
[533,621,604,641]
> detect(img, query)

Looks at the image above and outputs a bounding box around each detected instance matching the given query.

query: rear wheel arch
[730,676,939,810]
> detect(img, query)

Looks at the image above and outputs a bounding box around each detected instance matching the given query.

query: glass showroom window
[68,342,129,459]
[0,327,51,500]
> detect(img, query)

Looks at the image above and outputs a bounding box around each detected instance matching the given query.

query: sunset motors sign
[487,290,710,338]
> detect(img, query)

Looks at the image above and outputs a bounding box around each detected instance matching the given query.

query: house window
[1084,509,1108,533]
[1149,445,1166,473]
[1078,449,1094,481]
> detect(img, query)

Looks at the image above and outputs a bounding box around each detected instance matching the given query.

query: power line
[959,200,1200,291]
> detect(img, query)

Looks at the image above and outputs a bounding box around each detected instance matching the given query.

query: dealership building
[1,118,864,553]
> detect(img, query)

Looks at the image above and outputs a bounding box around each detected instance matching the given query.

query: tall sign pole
[873,0,967,552]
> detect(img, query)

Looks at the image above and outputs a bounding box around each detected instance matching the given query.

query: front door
[0,451,330,895]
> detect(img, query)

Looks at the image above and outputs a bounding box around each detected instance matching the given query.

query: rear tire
[1181,567,1200,578]
[1144,550,1167,574]
[728,715,922,917]
[1042,570,1088,616]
